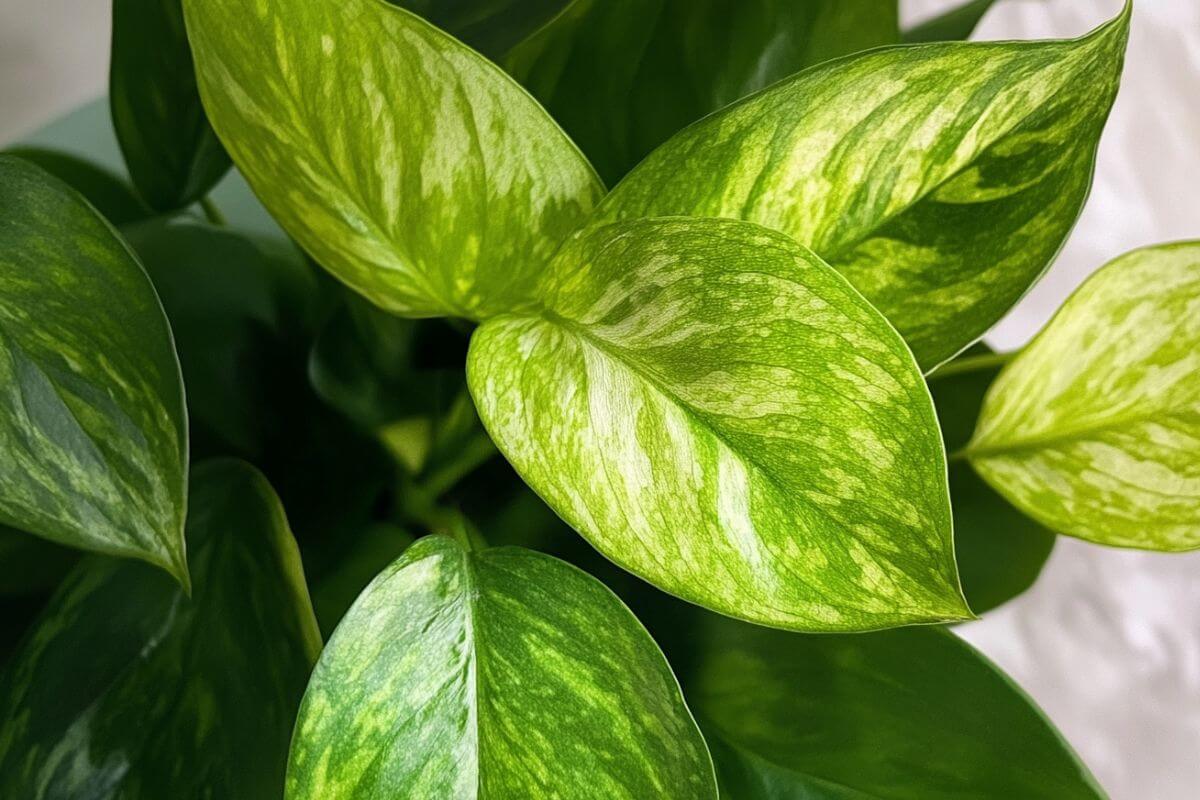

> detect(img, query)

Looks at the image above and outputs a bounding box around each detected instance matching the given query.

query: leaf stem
[199,196,227,226]
[928,350,1015,380]
[420,432,498,500]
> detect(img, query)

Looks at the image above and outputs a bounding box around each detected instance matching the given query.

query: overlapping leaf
[288,535,717,799]
[183,0,603,319]
[598,7,1130,370]
[389,0,571,60]
[0,156,188,584]
[903,0,1000,43]
[469,217,968,631]
[0,460,322,799]
[1,147,148,225]
[969,242,1200,551]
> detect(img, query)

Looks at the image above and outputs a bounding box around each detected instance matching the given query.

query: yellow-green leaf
[468,217,968,631]
[287,534,717,799]
[969,242,1200,551]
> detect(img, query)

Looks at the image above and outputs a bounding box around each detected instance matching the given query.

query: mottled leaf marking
[598,7,1130,370]
[469,218,968,631]
[970,242,1200,551]
[0,460,322,799]
[183,0,603,319]
[0,155,188,584]
[287,535,716,799]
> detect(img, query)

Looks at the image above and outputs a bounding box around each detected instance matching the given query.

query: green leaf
[111,0,231,210]
[504,0,899,185]
[903,0,1000,43]
[469,217,968,631]
[0,155,188,585]
[388,0,571,60]
[681,614,1103,799]
[0,459,322,799]
[0,525,77,597]
[183,0,603,319]
[1,147,149,226]
[929,346,1055,613]
[969,241,1200,551]
[287,534,717,799]
[598,7,1130,371]
[311,522,414,636]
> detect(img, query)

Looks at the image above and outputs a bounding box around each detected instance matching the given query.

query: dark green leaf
[505,0,899,184]
[598,8,1130,370]
[389,0,571,59]
[0,525,77,597]
[0,155,188,584]
[288,535,717,798]
[0,459,321,799]
[1,147,149,226]
[110,0,231,210]
[903,0,1000,43]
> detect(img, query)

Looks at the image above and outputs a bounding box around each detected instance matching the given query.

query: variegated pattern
[287,535,716,799]
[0,460,322,799]
[469,218,968,631]
[0,156,188,584]
[970,242,1200,551]
[597,7,1130,371]
[182,0,603,319]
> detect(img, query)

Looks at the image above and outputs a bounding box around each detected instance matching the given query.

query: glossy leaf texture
[969,242,1200,551]
[0,460,322,799]
[504,0,899,185]
[111,0,230,210]
[469,217,968,631]
[0,156,188,584]
[904,0,999,43]
[678,613,1103,799]
[1,147,149,226]
[598,7,1130,371]
[287,534,717,799]
[929,346,1054,613]
[389,0,570,60]
[184,0,603,319]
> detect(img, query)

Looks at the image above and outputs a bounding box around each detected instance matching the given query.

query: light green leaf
[0,459,322,799]
[287,534,717,799]
[183,0,603,319]
[598,7,1130,371]
[468,217,968,631]
[929,346,1055,613]
[903,0,1000,43]
[504,0,899,184]
[0,155,188,585]
[680,613,1103,799]
[388,0,571,60]
[110,0,231,210]
[969,241,1200,551]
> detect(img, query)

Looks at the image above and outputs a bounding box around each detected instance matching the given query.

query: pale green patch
[183,0,603,319]
[468,217,968,631]
[0,155,188,585]
[0,460,322,799]
[969,242,1200,551]
[287,535,716,799]
[597,7,1129,370]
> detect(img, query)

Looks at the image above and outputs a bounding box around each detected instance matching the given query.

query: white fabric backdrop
[2,1,1197,797]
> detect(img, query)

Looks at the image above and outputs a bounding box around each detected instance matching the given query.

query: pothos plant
[0,0,1193,797]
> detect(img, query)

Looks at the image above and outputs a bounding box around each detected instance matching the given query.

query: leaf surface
[0,156,188,583]
[111,0,230,210]
[183,0,603,319]
[1,147,149,225]
[389,0,571,59]
[0,460,322,799]
[469,217,967,631]
[287,534,717,799]
[598,9,1129,370]
[969,242,1200,550]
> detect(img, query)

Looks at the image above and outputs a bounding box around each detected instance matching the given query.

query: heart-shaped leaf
[110,0,231,210]
[0,460,322,799]
[287,534,717,799]
[598,7,1129,371]
[0,156,188,584]
[469,217,968,631]
[969,242,1200,551]
[183,0,603,319]
[503,0,899,184]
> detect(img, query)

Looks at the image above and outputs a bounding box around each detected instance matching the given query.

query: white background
[2,1,1198,797]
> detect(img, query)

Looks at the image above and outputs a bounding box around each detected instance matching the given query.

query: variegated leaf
[597,7,1130,370]
[0,155,188,585]
[183,0,603,319]
[468,217,968,631]
[0,460,322,799]
[287,534,717,799]
[969,242,1200,551]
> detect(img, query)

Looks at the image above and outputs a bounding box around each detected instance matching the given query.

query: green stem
[199,196,227,226]
[928,350,1015,380]
[420,432,498,499]
[947,448,969,463]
